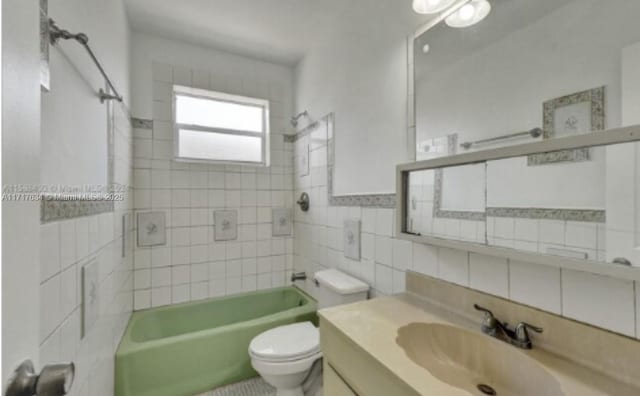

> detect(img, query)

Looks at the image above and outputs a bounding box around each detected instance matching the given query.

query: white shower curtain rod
[48,18,124,103]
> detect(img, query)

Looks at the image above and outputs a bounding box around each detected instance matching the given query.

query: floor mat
[204,378,276,396]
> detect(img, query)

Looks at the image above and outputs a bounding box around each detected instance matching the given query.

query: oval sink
[396,323,564,396]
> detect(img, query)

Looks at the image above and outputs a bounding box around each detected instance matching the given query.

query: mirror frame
[396,124,640,281]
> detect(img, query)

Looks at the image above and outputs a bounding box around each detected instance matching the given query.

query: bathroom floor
[198,378,276,396]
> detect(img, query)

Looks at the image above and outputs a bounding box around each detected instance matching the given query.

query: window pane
[176,95,264,133]
[178,129,262,163]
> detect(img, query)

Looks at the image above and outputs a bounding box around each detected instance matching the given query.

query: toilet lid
[249,322,320,362]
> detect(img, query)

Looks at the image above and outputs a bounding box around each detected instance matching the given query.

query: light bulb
[445,0,491,28]
[412,0,457,14]
[458,4,475,21]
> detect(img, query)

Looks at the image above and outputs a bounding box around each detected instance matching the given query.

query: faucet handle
[474,304,500,335]
[473,304,494,319]
[515,322,543,347]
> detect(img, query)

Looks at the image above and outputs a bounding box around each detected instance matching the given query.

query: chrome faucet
[474,304,543,349]
[291,272,307,282]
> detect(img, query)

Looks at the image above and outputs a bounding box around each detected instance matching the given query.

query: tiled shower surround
[39,103,134,396]
[131,62,295,309]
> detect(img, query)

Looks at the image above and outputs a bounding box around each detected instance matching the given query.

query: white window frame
[172,85,270,166]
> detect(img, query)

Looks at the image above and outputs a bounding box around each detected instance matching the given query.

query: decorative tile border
[327,162,396,208]
[292,114,396,208]
[328,190,396,208]
[528,86,605,166]
[427,133,486,221]
[107,100,115,194]
[527,148,590,166]
[432,168,605,223]
[39,0,50,91]
[326,114,396,208]
[41,195,115,223]
[486,207,605,223]
[433,168,486,221]
[542,86,605,140]
[431,168,605,223]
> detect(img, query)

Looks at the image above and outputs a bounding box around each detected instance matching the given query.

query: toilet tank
[313,269,369,309]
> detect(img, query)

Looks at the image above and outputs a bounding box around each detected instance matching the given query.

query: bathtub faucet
[291,272,307,282]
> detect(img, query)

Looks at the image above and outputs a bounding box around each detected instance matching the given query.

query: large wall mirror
[404,0,640,278]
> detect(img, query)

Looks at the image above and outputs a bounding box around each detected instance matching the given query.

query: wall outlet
[215,210,238,241]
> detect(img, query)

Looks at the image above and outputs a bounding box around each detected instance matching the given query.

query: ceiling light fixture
[445,0,491,28]
[412,0,457,14]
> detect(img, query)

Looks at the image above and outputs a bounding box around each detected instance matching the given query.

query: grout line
[506,258,511,299]
[634,281,638,338]
[559,268,564,316]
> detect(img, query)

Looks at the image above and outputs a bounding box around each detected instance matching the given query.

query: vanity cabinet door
[324,361,358,396]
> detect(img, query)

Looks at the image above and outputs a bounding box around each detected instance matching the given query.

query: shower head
[290,111,309,127]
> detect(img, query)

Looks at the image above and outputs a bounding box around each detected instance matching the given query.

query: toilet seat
[249,322,320,363]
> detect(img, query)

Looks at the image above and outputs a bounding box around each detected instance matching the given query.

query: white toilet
[249,269,369,396]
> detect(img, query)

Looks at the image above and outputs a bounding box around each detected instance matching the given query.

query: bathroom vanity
[319,272,640,396]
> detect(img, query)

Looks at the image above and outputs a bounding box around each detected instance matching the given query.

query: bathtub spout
[291,272,307,282]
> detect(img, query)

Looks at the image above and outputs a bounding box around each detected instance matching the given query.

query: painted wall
[38,1,134,395]
[294,2,414,195]
[2,0,42,385]
[129,32,297,309]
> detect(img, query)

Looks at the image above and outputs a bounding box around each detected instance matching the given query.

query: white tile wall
[412,243,438,277]
[408,242,640,337]
[437,248,469,286]
[39,104,133,396]
[561,270,636,337]
[132,62,294,309]
[487,216,604,261]
[508,260,562,314]
[469,253,508,298]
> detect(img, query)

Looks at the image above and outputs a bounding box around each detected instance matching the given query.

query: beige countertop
[319,294,640,396]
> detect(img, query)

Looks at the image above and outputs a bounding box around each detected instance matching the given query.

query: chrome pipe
[290,111,310,127]
[460,128,542,150]
[48,19,123,103]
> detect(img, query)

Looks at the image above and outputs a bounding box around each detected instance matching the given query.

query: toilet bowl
[249,322,322,396]
[249,269,369,396]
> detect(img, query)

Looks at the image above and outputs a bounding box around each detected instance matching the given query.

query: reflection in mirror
[407,163,486,244]
[414,0,640,159]
[486,141,640,266]
[410,0,640,268]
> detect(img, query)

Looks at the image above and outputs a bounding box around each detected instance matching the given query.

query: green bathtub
[115,287,317,396]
